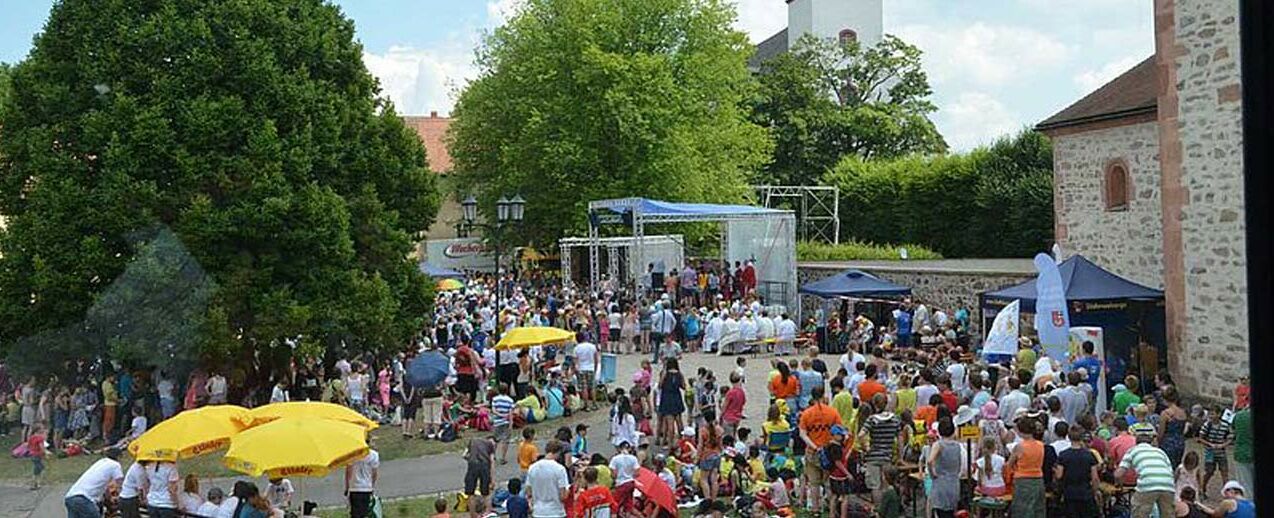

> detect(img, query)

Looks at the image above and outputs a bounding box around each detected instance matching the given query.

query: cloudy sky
[0,0,1152,151]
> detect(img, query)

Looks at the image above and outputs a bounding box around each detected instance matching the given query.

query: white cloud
[1073,54,1144,93]
[897,22,1071,87]
[487,0,524,27]
[939,92,1021,151]
[363,44,476,116]
[732,0,786,43]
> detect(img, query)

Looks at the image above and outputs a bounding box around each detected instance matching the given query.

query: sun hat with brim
[1223,481,1246,495]
[981,401,999,420]
[954,405,978,426]
[682,426,696,437]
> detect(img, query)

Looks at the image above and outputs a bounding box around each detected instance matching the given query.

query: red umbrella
[634,467,677,515]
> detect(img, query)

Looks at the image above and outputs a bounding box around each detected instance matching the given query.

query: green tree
[0,0,439,382]
[825,129,1052,257]
[0,63,11,113]
[449,0,771,245]
[752,35,947,186]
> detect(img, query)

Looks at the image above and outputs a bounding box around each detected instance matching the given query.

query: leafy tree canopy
[0,0,440,382]
[824,129,1052,258]
[449,0,772,245]
[752,34,947,186]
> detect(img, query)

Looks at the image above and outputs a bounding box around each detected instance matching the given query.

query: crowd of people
[4,264,1258,518]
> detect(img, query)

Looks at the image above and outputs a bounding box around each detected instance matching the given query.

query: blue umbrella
[406,350,450,389]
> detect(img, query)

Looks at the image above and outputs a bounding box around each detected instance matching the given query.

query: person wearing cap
[65,448,125,518]
[608,441,639,514]
[798,385,840,515]
[1114,423,1174,518]
[1196,481,1256,518]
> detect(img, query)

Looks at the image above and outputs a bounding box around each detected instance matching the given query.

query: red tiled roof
[1036,56,1158,132]
[402,113,453,173]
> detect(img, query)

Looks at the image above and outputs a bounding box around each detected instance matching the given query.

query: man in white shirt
[65,448,125,518]
[345,447,380,518]
[609,441,640,487]
[997,377,1031,424]
[271,379,290,403]
[573,340,598,407]
[703,311,723,354]
[719,313,740,355]
[526,441,570,518]
[738,312,758,353]
[756,310,776,345]
[146,461,181,514]
[650,303,676,362]
[775,314,798,356]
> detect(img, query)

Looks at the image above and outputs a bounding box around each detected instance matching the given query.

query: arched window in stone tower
[839,29,858,46]
[1104,159,1131,212]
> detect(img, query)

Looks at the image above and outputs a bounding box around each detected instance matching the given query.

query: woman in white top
[974,436,1008,497]
[611,395,640,449]
[178,474,204,515]
[145,461,181,517]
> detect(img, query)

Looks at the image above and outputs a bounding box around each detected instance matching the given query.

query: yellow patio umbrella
[496,326,576,350]
[128,405,251,462]
[436,278,465,291]
[246,401,378,430]
[223,418,370,478]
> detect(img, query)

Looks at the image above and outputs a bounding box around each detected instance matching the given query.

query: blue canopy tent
[799,269,912,299]
[419,262,466,280]
[980,254,1166,388]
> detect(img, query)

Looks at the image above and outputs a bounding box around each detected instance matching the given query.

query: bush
[823,130,1053,258]
[797,240,942,261]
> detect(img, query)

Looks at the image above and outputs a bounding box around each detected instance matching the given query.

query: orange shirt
[770,375,800,399]
[1012,439,1045,479]
[518,440,540,470]
[798,402,841,448]
[915,405,938,427]
[574,485,617,518]
[858,379,886,405]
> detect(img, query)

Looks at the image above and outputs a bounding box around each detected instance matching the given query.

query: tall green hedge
[824,130,1054,258]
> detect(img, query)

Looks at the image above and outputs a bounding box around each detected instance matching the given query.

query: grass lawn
[0,407,603,484]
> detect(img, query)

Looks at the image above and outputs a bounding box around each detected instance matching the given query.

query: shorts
[863,463,884,491]
[465,465,493,496]
[421,398,443,424]
[32,457,44,476]
[698,454,721,472]
[830,476,851,496]
[803,451,825,485]
[577,370,595,390]
[614,481,636,512]
[494,423,511,443]
[456,375,479,397]
[402,402,419,420]
[1205,449,1229,471]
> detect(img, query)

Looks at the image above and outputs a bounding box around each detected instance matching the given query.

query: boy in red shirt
[28,423,48,490]
[722,373,747,437]
[573,467,617,518]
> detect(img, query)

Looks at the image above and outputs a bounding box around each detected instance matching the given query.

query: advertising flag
[983,300,1020,357]
[1033,252,1071,363]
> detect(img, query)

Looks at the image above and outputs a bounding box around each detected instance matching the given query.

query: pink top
[722,385,746,424]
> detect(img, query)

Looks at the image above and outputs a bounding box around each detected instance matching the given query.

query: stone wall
[1159,0,1247,401]
[798,263,1035,336]
[1053,122,1164,289]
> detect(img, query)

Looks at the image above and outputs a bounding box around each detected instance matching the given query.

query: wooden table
[1099,482,1135,515]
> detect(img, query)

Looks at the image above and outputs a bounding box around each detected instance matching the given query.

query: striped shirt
[492,395,515,427]
[864,413,901,464]
[1200,420,1232,453]
[1119,443,1175,493]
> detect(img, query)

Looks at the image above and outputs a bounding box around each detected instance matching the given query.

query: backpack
[818,446,836,471]
[438,422,458,443]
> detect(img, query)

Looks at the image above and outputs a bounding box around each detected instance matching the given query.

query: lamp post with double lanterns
[460,194,525,388]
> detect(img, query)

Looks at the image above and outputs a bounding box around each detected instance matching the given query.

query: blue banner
[1033,252,1071,364]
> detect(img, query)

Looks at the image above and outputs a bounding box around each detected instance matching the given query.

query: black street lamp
[460,194,526,385]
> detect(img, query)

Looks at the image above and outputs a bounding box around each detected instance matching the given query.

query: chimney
[430,111,439,118]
